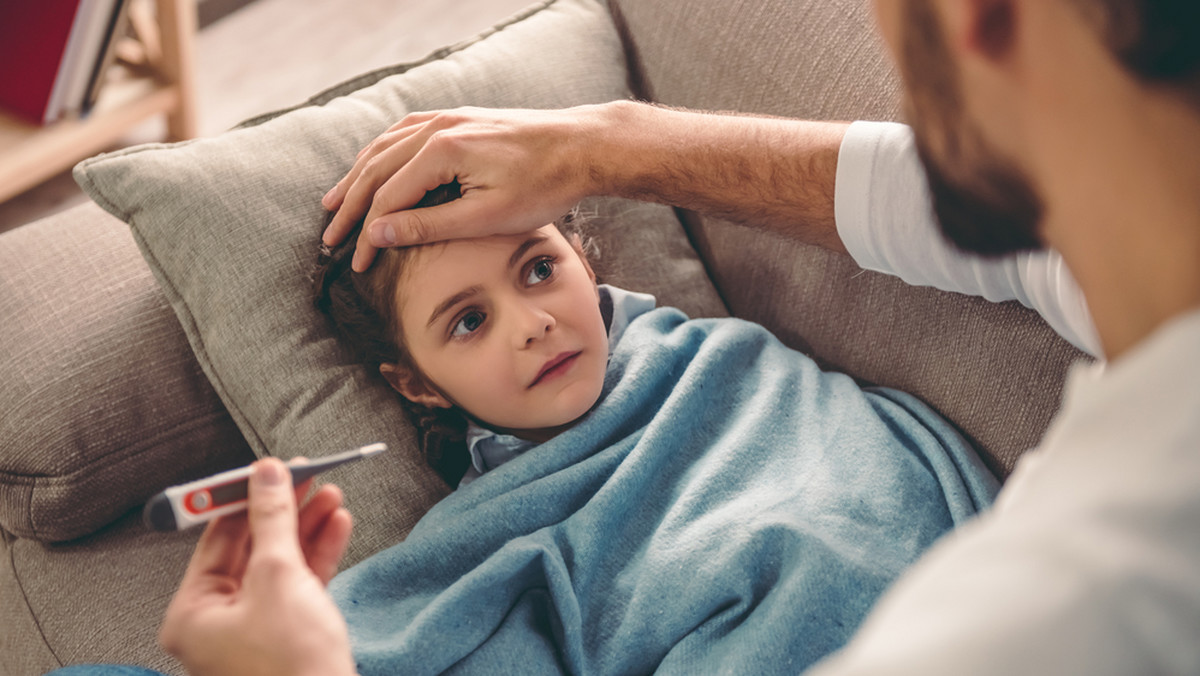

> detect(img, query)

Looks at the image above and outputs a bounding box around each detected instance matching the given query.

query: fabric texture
[608,0,1085,475]
[0,204,254,542]
[72,0,724,566]
[808,310,1200,675]
[2,508,202,675]
[331,307,998,675]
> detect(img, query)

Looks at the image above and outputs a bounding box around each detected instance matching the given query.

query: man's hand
[159,458,357,676]
[322,101,851,272]
[322,105,608,271]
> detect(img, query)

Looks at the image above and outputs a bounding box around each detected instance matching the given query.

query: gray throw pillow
[72,0,725,559]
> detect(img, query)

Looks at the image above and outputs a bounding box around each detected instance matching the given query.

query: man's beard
[899,0,1046,257]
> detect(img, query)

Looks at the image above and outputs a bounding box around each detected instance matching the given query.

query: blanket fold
[331,308,999,675]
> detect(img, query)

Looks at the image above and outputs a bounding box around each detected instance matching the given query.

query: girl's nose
[515,302,556,348]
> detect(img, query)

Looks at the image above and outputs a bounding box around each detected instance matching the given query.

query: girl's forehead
[393,225,567,313]
[403,225,564,271]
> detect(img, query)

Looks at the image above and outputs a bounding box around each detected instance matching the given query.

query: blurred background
[0,0,536,234]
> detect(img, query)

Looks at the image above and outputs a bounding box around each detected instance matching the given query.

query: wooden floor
[0,0,537,233]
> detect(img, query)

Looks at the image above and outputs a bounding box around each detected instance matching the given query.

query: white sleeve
[833,121,1102,358]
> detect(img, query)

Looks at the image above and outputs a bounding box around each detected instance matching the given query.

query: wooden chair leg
[157,0,198,140]
[128,0,163,67]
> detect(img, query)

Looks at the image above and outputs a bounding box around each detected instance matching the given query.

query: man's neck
[1033,48,1200,360]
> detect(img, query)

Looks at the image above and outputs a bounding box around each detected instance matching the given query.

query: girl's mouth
[530,351,582,387]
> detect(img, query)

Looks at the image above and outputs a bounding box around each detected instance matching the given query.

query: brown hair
[1070,0,1200,106]
[900,0,1200,111]
[312,182,592,485]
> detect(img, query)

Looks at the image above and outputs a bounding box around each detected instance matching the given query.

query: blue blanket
[331,308,999,675]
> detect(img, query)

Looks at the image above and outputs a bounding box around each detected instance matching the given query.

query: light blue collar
[459,284,656,486]
[603,284,658,352]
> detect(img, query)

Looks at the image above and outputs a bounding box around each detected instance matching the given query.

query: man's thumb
[247,459,302,560]
[370,200,485,248]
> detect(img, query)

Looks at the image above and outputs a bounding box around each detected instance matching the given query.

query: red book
[0,0,85,124]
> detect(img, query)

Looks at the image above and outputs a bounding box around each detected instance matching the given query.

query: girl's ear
[380,363,453,409]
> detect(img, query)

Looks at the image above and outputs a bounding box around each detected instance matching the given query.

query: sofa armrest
[0,202,255,543]
[1,511,200,675]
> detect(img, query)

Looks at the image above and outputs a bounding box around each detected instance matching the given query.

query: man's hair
[1072,0,1200,104]
[312,182,591,486]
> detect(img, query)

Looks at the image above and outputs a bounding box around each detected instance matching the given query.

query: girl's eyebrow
[506,233,549,269]
[427,285,482,328]
[426,234,550,329]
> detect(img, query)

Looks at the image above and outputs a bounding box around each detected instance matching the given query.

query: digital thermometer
[143,443,386,531]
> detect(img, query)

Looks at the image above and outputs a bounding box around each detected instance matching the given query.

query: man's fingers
[181,511,251,586]
[349,238,381,273]
[325,120,427,212]
[245,459,304,564]
[324,129,411,213]
[350,135,439,216]
[305,506,353,586]
[321,202,353,246]
[385,109,441,134]
[322,160,387,246]
[323,180,373,246]
[174,461,308,596]
[361,135,464,223]
[323,121,439,245]
[346,163,463,273]
[364,190,506,248]
[298,484,343,543]
[365,203,456,250]
[294,485,352,584]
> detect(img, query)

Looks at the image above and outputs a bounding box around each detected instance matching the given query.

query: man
[153,0,1200,673]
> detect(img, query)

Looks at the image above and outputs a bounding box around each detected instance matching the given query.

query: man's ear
[380,363,453,409]
[959,0,1019,62]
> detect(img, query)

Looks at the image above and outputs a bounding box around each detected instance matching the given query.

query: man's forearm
[583,100,850,254]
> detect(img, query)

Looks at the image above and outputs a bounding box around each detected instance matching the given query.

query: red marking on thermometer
[143,443,386,531]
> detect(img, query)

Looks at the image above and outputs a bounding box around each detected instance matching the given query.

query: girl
[313,187,999,675]
[314,183,614,486]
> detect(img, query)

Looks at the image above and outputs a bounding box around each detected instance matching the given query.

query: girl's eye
[526,257,555,285]
[451,310,486,338]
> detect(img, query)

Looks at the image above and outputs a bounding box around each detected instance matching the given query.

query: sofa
[0,0,1087,673]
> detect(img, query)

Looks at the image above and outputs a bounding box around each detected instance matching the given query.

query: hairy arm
[322,100,849,270]
[592,101,850,253]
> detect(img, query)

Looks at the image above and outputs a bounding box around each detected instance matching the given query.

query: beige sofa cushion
[0,207,255,542]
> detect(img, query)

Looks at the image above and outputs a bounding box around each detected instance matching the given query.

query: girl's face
[382,225,609,439]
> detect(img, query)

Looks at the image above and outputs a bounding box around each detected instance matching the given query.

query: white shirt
[811,121,1200,674]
